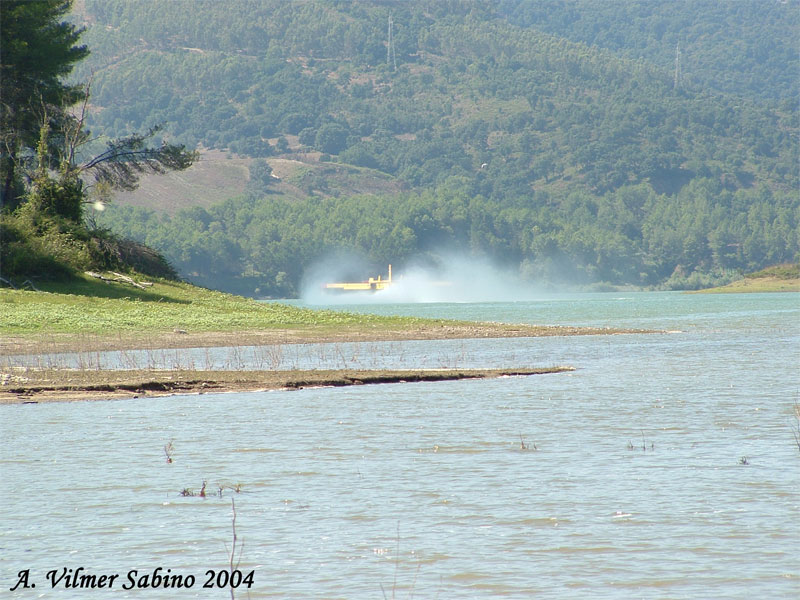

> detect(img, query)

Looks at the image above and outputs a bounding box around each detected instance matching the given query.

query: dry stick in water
[791,397,800,453]
[393,521,400,599]
[226,498,244,600]
[380,522,422,600]
[380,522,402,600]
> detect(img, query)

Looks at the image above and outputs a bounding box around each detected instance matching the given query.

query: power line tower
[387,16,397,71]
[673,42,682,90]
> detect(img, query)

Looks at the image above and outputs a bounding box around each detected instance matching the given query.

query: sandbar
[0,367,575,404]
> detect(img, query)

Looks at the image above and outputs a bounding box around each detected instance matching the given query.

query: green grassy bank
[0,272,429,336]
[694,264,800,293]
[1,271,651,357]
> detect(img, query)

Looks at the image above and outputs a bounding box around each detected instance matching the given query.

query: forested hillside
[70,0,799,296]
[495,0,799,104]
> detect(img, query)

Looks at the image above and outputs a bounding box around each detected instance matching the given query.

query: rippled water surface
[2,292,798,598]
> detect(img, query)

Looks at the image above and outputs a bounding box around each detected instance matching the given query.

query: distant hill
[109,150,250,214]
[111,149,405,214]
[74,0,797,198]
[73,0,798,296]
[495,0,799,104]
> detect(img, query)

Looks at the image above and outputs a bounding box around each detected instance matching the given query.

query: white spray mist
[301,252,544,304]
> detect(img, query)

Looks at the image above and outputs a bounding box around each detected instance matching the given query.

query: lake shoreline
[691,276,800,293]
[0,366,575,404]
[1,322,653,355]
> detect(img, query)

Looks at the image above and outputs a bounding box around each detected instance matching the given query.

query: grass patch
[695,277,800,293]
[745,263,800,280]
[0,272,433,336]
[692,263,800,293]
[2,272,656,355]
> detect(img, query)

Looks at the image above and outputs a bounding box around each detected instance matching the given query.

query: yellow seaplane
[324,265,394,293]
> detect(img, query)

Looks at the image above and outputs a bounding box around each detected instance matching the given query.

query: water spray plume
[301,252,545,304]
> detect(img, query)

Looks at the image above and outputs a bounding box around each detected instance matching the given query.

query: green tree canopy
[0,0,198,283]
[80,125,198,192]
[1,0,89,209]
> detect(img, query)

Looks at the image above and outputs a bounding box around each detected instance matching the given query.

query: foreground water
[2,292,798,598]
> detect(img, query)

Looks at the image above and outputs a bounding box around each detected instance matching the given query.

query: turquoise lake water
[2,292,798,598]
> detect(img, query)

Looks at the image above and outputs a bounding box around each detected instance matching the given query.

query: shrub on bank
[0,208,178,285]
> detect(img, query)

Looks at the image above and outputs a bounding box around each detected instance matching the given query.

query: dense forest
[65,0,798,296]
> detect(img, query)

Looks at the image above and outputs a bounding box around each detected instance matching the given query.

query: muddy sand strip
[1,322,656,356]
[0,367,574,404]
